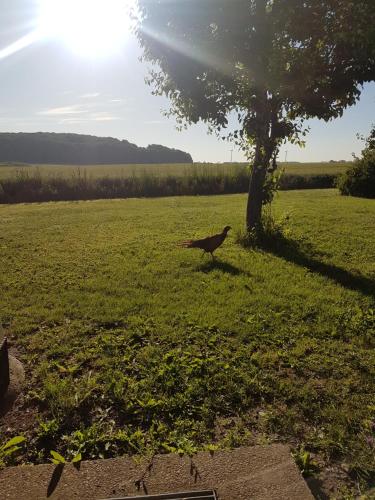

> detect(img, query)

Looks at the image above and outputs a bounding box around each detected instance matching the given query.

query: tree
[136,0,375,231]
[337,124,375,198]
[364,124,375,151]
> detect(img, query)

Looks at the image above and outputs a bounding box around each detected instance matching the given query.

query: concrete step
[0,445,314,500]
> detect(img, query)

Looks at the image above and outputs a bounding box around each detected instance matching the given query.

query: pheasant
[180,226,231,258]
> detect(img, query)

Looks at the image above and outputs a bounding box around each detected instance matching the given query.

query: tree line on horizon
[0,132,193,164]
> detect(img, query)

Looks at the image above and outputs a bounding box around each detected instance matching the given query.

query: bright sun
[38,0,133,58]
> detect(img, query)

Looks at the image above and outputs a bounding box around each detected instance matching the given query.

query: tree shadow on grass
[196,259,248,276]
[256,233,375,299]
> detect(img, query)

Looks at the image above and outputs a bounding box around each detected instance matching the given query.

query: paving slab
[0,445,314,500]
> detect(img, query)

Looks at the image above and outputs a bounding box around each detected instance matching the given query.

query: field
[0,161,349,180]
[1,189,374,495]
[0,162,350,204]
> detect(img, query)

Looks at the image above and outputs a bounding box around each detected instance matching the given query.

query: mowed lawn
[0,190,374,485]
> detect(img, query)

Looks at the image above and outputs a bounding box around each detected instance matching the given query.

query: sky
[0,0,374,163]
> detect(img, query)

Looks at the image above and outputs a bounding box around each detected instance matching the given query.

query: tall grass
[0,164,338,203]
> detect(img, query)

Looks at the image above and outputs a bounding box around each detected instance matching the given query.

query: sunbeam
[0,30,41,61]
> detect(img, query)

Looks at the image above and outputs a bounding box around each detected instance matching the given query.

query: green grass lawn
[0,189,374,493]
[0,161,349,180]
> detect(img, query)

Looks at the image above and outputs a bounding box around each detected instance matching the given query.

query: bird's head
[223,225,231,233]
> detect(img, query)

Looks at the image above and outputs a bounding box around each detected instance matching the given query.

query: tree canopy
[338,124,375,198]
[136,0,375,229]
[364,124,375,151]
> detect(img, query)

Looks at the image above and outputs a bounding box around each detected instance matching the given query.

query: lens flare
[0,31,41,61]
[38,0,132,58]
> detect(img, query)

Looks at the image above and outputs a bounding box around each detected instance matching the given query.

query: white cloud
[144,120,165,125]
[80,92,100,99]
[90,112,119,121]
[38,102,122,122]
[58,112,119,123]
[38,105,88,116]
[59,117,88,124]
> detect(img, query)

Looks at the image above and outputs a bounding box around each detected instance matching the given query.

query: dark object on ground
[103,490,217,499]
[0,132,193,164]
[0,341,25,416]
[181,226,231,258]
[0,336,10,399]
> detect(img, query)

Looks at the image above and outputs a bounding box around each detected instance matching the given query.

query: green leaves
[49,450,82,465]
[1,436,26,451]
[137,0,375,132]
[0,436,26,468]
[337,135,375,199]
[50,450,66,465]
[71,453,82,464]
[293,447,318,477]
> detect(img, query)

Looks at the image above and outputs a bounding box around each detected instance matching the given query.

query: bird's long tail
[179,240,195,248]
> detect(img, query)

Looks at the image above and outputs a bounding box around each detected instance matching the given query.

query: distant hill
[0,132,193,164]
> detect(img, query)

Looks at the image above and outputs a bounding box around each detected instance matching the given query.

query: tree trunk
[246,145,268,231]
[245,89,280,232]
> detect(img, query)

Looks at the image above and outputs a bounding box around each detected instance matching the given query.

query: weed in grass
[235,206,293,249]
[293,446,319,477]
